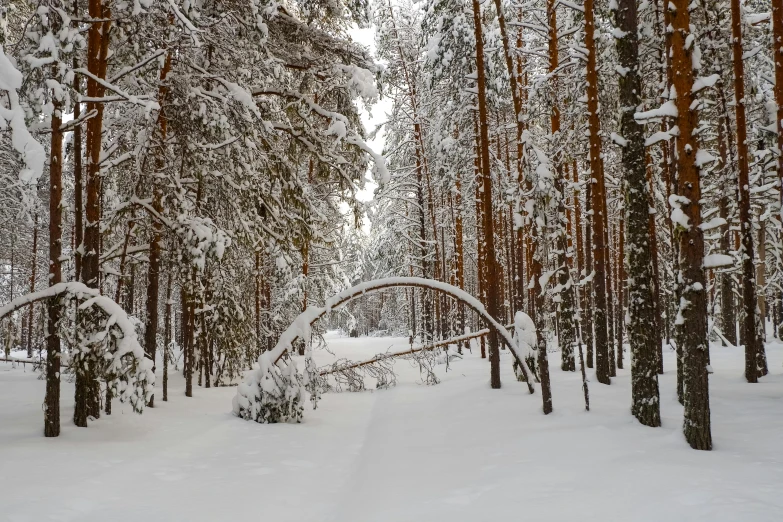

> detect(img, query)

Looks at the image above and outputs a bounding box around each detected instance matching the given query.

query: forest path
[1,333,782,521]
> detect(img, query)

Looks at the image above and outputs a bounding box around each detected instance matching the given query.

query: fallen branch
[318,327,497,377]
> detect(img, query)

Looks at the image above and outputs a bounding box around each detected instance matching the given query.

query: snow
[695,149,716,167]
[2,332,783,521]
[0,45,46,184]
[610,132,628,147]
[699,217,727,231]
[235,278,530,419]
[513,311,537,356]
[692,74,720,93]
[0,282,154,410]
[336,64,379,104]
[704,254,734,269]
[634,100,678,122]
[668,194,691,230]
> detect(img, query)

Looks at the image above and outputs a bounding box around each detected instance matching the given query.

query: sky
[347,25,393,204]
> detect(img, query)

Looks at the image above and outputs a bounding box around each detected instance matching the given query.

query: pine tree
[669,0,712,450]
[584,0,611,385]
[614,0,661,426]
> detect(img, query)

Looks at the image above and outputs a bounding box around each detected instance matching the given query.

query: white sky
[347,24,393,204]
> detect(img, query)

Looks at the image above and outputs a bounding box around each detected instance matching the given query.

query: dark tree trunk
[45,96,64,438]
[774,0,783,330]
[72,6,83,283]
[729,0,764,382]
[27,214,38,358]
[615,0,661,426]
[163,267,172,402]
[646,155,665,374]
[717,118,736,346]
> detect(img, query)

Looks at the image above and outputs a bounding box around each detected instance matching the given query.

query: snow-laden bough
[0,282,155,413]
[233,277,539,424]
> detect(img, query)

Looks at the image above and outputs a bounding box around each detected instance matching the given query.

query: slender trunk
[45,93,64,437]
[163,267,171,402]
[27,214,38,358]
[729,0,763,382]
[584,177,595,368]
[474,117,487,360]
[82,0,110,288]
[545,0,576,372]
[455,171,466,347]
[584,0,610,384]
[716,116,737,346]
[143,49,172,407]
[573,161,584,338]
[617,218,625,370]
[671,0,712,449]
[184,285,194,397]
[472,0,502,389]
[646,153,665,372]
[75,0,111,427]
[73,0,83,282]
[774,0,783,296]
[606,221,617,377]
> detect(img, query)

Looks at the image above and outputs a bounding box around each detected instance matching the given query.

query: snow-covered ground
[1,333,782,521]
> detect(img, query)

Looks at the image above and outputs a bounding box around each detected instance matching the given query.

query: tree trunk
[584,177,595,368]
[546,0,576,373]
[585,0,610,384]
[474,118,487,360]
[471,0,502,388]
[671,0,712,449]
[45,95,64,438]
[646,154,665,373]
[76,0,111,427]
[27,214,38,358]
[455,171,466,349]
[615,0,661,425]
[774,0,783,310]
[143,49,173,407]
[730,0,764,382]
[72,3,83,283]
[163,266,171,402]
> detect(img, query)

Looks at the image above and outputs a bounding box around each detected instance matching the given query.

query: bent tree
[234,277,555,424]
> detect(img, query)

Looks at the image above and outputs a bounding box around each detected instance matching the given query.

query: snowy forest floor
[1,333,783,521]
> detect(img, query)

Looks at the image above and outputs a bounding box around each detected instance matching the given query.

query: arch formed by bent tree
[266,277,536,394]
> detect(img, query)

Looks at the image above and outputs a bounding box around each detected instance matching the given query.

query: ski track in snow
[1,331,783,521]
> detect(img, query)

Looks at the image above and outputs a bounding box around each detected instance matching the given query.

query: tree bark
[44,93,64,437]
[584,176,595,368]
[729,0,764,382]
[75,0,111,427]
[671,0,712,449]
[585,0,610,384]
[774,0,783,287]
[471,0,502,388]
[143,49,173,407]
[546,0,576,372]
[26,214,38,358]
[615,0,661,425]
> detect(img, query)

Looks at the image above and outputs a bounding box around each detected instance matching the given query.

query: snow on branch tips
[0,45,46,185]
